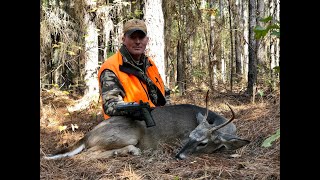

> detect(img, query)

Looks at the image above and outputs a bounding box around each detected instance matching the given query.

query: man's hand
[115,100,156,127]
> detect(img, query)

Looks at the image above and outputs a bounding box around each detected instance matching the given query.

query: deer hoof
[128,145,141,156]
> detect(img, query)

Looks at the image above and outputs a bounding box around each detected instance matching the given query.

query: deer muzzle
[175,139,199,160]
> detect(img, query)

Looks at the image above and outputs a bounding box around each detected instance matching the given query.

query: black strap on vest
[119,45,166,106]
[119,65,166,106]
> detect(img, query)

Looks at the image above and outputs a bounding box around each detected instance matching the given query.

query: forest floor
[40,87,280,180]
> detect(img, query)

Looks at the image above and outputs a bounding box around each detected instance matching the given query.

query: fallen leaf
[58,125,67,132]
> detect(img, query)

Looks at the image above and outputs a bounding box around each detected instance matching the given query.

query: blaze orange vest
[97,50,165,119]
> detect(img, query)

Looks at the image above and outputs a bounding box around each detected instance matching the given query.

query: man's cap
[123,19,147,36]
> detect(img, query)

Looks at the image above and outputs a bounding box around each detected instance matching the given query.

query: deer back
[137,104,236,150]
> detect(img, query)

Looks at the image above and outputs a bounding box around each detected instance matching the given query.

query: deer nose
[175,153,186,160]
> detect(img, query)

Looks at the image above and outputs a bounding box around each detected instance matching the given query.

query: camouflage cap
[123,19,147,36]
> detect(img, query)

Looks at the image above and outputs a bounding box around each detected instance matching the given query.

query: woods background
[40,0,280,108]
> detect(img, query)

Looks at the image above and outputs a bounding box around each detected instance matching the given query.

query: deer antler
[203,90,210,121]
[208,102,235,134]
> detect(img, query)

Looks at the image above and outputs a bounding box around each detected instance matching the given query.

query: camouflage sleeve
[99,69,130,116]
[164,86,171,105]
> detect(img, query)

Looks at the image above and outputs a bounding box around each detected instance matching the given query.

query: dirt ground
[40,88,280,180]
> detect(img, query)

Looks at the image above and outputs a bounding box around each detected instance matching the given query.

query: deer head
[175,91,250,159]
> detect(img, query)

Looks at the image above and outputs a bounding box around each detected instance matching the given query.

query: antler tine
[209,102,235,133]
[204,90,209,120]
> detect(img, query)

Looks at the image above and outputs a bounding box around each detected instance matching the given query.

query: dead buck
[43,91,249,160]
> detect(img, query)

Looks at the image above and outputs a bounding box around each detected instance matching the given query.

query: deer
[43,91,250,160]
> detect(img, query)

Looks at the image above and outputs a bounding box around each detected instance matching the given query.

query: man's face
[122,31,149,60]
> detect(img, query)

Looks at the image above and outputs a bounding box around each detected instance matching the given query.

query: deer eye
[198,139,208,147]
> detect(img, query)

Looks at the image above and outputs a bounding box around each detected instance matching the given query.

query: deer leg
[83,145,141,159]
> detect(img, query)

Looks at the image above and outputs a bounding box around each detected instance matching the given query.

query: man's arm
[100,69,129,116]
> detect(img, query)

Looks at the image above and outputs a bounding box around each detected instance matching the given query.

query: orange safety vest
[97,50,165,120]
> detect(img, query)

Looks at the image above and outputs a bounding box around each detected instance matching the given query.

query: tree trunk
[235,30,242,75]
[113,4,124,52]
[177,41,182,94]
[40,55,44,121]
[96,5,113,60]
[163,0,177,88]
[208,0,215,90]
[144,0,166,85]
[235,0,243,80]
[228,0,234,92]
[269,0,280,88]
[176,1,186,95]
[256,0,265,66]
[68,0,99,112]
[242,0,249,82]
[247,0,257,95]
[164,1,170,86]
[219,0,226,84]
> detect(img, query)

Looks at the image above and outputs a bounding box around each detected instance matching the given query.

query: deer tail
[43,138,86,160]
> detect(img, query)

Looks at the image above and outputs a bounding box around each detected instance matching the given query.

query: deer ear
[196,112,205,124]
[224,138,250,150]
[217,133,250,150]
